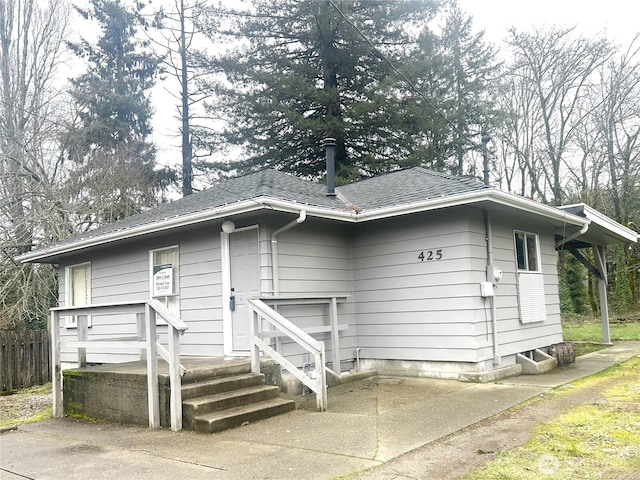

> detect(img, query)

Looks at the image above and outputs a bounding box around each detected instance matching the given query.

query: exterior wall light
[221,220,236,233]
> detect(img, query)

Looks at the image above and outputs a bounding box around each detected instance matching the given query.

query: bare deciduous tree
[0,0,72,329]
[506,27,612,205]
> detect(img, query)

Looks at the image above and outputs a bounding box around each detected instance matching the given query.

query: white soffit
[559,204,639,245]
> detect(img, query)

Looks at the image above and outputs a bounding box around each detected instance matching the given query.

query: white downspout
[271,210,307,295]
[555,222,589,249]
[484,209,501,366]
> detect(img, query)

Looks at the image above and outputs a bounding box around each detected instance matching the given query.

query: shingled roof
[21,166,592,263]
[339,167,488,211]
[30,167,486,251]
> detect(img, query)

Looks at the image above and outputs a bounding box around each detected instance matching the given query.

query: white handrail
[248,298,327,411]
[148,298,188,332]
[50,301,187,431]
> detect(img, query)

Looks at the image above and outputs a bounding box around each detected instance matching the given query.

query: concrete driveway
[1,342,638,480]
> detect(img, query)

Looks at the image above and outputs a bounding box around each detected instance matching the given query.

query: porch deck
[62,356,290,430]
[72,356,253,381]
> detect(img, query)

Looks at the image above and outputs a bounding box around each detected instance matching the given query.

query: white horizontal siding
[175,229,223,356]
[273,220,357,366]
[57,225,227,363]
[487,211,563,357]
[353,208,480,363]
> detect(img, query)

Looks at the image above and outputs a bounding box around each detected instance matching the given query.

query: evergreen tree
[195,0,439,182]
[402,1,500,175]
[558,252,588,315]
[65,0,168,228]
[440,1,500,176]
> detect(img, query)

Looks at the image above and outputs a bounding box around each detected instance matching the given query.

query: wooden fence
[0,329,50,392]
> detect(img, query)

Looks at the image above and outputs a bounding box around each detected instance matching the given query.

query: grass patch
[573,342,608,357]
[563,322,640,342]
[562,317,639,357]
[562,316,640,343]
[458,358,640,480]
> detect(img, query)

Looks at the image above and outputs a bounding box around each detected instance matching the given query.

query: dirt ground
[0,386,52,428]
[351,373,639,480]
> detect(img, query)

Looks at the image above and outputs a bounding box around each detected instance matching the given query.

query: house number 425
[418,250,443,262]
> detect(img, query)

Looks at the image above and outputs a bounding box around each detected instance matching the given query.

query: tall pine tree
[195,0,439,182]
[65,0,166,228]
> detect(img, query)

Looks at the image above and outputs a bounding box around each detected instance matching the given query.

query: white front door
[229,228,260,351]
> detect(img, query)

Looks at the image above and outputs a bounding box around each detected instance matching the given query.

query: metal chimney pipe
[322,137,337,196]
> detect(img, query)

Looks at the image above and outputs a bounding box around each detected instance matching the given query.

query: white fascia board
[264,190,589,226]
[257,198,358,221]
[18,200,267,263]
[352,189,590,227]
[562,203,639,243]
[20,190,589,263]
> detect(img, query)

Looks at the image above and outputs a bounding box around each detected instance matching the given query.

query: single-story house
[17,146,638,428]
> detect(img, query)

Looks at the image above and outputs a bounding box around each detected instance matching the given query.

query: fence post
[145,303,160,428]
[51,310,63,418]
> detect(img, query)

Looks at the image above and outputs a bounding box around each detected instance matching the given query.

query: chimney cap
[321,137,337,147]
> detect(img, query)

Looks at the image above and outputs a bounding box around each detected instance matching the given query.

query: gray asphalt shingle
[24,167,489,257]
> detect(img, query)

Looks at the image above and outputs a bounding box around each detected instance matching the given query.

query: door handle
[229,287,236,311]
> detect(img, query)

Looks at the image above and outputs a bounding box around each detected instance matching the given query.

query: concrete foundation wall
[62,360,283,427]
[63,369,158,426]
[358,356,521,383]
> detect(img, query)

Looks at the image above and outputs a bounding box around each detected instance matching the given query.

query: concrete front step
[176,359,295,433]
[183,384,287,430]
[184,384,281,416]
[178,358,252,384]
[193,397,296,433]
[181,373,266,401]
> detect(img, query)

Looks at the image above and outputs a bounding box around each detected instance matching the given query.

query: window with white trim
[66,262,91,328]
[514,231,546,323]
[514,231,539,271]
[150,246,180,315]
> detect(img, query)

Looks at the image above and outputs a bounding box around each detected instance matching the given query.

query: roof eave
[18,198,360,264]
[354,189,589,227]
[559,203,639,244]
[19,190,588,264]
[17,200,266,263]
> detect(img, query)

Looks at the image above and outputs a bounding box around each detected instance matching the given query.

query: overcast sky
[458,0,639,46]
[147,0,640,173]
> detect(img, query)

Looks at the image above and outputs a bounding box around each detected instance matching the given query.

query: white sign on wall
[153,264,173,297]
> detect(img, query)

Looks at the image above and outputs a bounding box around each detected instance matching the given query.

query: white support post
[314,345,327,412]
[329,297,340,373]
[274,305,281,354]
[136,312,147,361]
[250,309,261,374]
[145,303,160,428]
[593,245,612,344]
[77,315,88,367]
[51,310,63,418]
[168,325,182,431]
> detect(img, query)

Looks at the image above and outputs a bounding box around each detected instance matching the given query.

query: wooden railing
[248,298,328,411]
[260,295,349,374]
[49,300,188,431]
